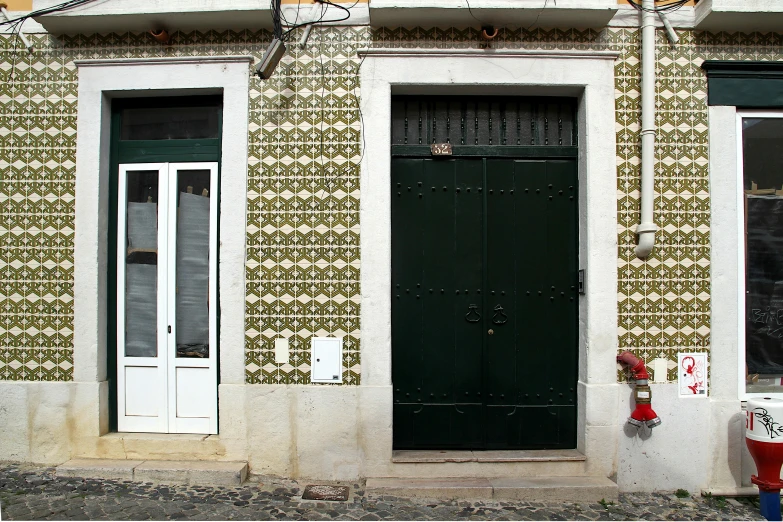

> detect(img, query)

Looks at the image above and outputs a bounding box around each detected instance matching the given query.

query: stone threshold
[392,449,586,463]
[366,476,618,502]
[57,458,247,486]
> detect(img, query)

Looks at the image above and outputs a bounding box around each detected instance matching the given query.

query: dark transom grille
[391,96,578,148]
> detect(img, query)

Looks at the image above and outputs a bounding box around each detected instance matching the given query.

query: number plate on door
[430,143,453,156]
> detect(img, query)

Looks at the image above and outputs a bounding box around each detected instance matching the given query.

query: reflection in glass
[124,171,158,358]
[175,170,211,358]
[744,118,783,393]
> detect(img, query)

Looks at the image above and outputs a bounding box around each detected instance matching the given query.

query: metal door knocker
[492,304,508,325]
[465,304,481,323]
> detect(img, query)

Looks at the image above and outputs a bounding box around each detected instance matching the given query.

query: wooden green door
[391,157,578,450]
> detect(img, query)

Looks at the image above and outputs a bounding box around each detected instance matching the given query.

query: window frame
[736,109,783,400]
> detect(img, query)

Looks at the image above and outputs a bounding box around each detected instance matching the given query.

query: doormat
[301,484,350,501]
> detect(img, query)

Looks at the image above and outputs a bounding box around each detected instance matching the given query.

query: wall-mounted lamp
[256,38,286,80]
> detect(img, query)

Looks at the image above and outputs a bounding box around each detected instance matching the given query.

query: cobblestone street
[0,464,764,521]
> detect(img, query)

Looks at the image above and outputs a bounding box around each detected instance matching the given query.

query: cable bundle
[1,0,96,31]
[626,0,691,13]
[277,0,353,43]
[270,0,284,40]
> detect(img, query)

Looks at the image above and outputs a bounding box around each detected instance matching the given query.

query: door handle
[492,304,508,325]
[465,304,481,323]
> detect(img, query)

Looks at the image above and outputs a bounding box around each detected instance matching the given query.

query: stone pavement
[0,463,765,520]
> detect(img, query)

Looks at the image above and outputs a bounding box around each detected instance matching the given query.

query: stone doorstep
[56,458,248,486]
[365,476,619,502]
[392,449,587,463]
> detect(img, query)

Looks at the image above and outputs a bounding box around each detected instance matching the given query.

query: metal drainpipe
[635,0,658,259]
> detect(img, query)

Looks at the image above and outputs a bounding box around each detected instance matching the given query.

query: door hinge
[578,269,585,295]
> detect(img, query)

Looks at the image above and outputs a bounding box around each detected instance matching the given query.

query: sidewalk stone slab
[0,463,766,521]
[133,460,248,485]
[56,459,143,481]
[366,478,495,500]
[490,476,618,502]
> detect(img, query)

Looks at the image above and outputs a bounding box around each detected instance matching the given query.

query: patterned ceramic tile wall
[0,33,76,381]
[1,24,781,384]
[0,27,366,384]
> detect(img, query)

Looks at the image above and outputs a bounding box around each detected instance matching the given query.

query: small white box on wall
[311,337,342,383]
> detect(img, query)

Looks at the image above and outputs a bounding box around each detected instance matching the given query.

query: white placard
[678,352,708,397]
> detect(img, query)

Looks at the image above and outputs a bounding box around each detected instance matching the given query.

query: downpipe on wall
[617,351,662,429]
[635,0,658,259]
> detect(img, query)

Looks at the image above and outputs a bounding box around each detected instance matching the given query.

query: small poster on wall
[678,352,707,397]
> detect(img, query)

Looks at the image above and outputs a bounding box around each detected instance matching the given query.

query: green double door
[392,157,578,450]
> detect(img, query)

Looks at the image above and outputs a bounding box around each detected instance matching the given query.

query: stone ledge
[366,476,618,502]
[57,459,143,481]
[56,458,248,485]
[392,449,586,463]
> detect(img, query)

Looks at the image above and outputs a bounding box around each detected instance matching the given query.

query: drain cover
[302,484,350,501]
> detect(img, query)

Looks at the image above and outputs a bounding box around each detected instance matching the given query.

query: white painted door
[117,162,218,434]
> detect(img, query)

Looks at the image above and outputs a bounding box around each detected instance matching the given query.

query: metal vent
[391,96,578,148]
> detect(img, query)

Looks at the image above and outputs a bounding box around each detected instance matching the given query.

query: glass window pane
[124,171,159,358]
[175,169,211,358]
[120,106,219,140]
[744,117,783,394]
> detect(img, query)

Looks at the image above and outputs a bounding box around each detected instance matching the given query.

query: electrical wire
[279,0,303,28]
[463,0,490,26]
[527,0,549,30]
[0,0,97,28]
[270,0,284,39]
[626,0,690,13]
[279,0,352,42]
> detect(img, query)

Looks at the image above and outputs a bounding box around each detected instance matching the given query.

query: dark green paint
[702,61,783,108]
[391,145,578,158]
[391,157,578,450]
[108,96,222,431]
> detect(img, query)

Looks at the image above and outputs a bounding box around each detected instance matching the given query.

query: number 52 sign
[430,143,453,156]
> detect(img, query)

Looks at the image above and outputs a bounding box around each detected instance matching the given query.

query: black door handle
[492,304,508,325]
[465,304,481,323]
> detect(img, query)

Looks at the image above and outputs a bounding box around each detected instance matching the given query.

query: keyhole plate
[488,329,494,335]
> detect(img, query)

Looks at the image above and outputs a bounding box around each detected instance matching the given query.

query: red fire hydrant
[747,397,783,521]
[617,351,661,429]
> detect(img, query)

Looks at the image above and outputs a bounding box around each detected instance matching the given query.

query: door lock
[488,329,494,335]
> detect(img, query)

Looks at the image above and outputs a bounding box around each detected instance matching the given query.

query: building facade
[1,0,783,493]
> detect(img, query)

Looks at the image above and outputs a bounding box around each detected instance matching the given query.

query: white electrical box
[311,337,342,383]
[274,337,289,364]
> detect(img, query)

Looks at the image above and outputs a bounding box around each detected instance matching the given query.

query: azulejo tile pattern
[1,25,781,384]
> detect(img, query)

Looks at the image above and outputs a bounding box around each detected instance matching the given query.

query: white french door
[117,162,218,434]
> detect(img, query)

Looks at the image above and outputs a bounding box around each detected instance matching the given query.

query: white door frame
[73,57,250,437]
[357,49,620,476]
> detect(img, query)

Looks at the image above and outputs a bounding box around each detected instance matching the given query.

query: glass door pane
[743,116,783,394]
[174,169,212,358]
[123,170,160,358]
